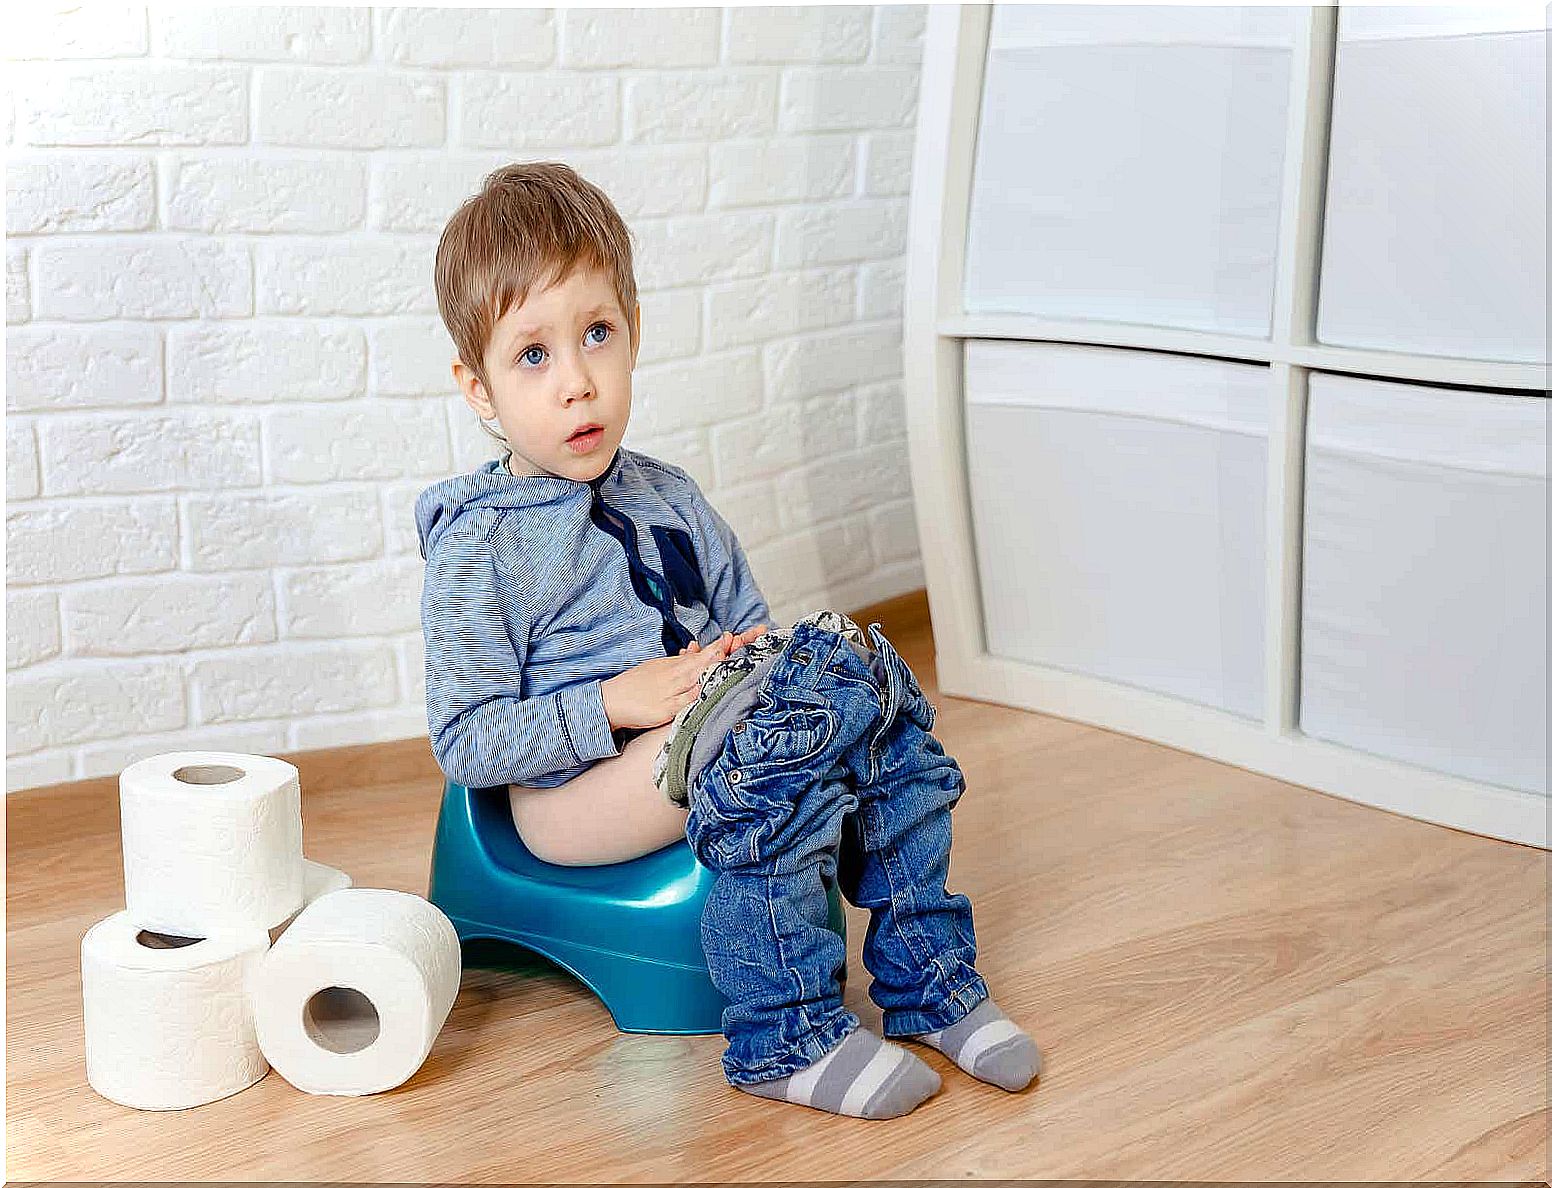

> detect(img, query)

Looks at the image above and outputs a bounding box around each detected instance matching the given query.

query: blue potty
[427,781,847,1035]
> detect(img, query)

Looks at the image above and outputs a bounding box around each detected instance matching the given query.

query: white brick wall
[4,4,926,791]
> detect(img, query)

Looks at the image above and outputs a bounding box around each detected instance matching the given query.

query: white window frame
[902,5,1549,847]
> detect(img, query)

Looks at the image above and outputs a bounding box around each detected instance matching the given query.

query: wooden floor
[6,594,1548,1182]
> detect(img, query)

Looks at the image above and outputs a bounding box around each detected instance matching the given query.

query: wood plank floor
[7,594,1547,1182]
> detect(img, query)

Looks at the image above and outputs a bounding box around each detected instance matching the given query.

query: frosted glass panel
[1300,373,1549,794]
[963,4,1299,337]
[964,340,1268,719]
[1317,5,1549,364]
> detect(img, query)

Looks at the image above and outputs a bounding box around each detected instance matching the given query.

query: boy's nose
[558,365,593,404]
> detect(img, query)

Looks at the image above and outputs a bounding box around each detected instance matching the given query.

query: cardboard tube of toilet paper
[253,888,462,1096]
[269,859,354,944]
[81,912,270,1111]
[120,751,305,936]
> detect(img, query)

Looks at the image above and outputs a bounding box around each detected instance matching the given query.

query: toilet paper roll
[269,859,354,943]
[121,751,304,936]
[253,888,462,1096]
[81,912,270,1111]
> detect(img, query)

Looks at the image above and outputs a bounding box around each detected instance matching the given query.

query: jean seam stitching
[875,817,936,976]
[763,869,802,1010]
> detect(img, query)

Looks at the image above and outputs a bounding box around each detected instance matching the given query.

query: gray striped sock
[904,997,1040,1091]
[736,1026,941,1119]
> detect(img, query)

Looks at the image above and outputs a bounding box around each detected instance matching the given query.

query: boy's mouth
[566,423,605,454]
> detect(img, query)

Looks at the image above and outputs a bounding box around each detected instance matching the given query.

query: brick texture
[4,4,926,788]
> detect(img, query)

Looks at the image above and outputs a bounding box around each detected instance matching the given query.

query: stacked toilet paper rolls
[80,855,365,1109]
[83,749,467,1111]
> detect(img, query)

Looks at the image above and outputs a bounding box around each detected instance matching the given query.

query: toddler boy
[417,162,1039,1118]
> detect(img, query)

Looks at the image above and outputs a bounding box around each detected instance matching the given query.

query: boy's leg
[684,624,941,1118]
[834,624,1041,1091]
[508,724,689,866]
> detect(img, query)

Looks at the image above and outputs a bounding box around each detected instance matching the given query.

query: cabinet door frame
[903,3,1549,847]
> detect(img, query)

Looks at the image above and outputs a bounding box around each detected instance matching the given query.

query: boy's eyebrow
[505,301,618,349]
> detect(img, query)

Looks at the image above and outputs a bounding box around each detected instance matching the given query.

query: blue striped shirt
[415,447,774,790]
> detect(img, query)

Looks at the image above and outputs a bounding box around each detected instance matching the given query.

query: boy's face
[453,264,640,482]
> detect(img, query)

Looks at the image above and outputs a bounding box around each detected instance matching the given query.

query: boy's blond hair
[435,161,639,443]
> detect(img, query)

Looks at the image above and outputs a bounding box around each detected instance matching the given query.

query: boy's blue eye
[586,322,611,345]
[519,345,546,367]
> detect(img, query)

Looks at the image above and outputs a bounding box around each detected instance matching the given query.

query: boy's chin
[556,445,617,482]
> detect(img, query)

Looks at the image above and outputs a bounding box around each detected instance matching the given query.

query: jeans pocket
[728,697,838,776]
[686,762,754,867]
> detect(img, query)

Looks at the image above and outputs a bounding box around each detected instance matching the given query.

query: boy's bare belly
[507,724,688,866]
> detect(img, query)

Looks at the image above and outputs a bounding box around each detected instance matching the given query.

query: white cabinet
[906,5,1550,846]
[964,5,1300,337]
[965,341,1268,718]
[1316,5,1548,363]
[1300,374,1548,793]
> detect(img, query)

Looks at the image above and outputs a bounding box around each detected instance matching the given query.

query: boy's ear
[451,356,496,419]
[630,304,642,369]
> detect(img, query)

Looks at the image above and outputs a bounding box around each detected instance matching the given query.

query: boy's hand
[601,633,733,730]
[681,623,766,656]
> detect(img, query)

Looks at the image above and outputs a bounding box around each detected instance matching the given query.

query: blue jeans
[683,620,989,1086]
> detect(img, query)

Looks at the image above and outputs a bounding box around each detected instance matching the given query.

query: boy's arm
[421,533,619,789]
[683,476,776,633]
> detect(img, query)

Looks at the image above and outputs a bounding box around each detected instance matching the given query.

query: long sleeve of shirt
[421,524,620,789]
[683,475,777,634]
